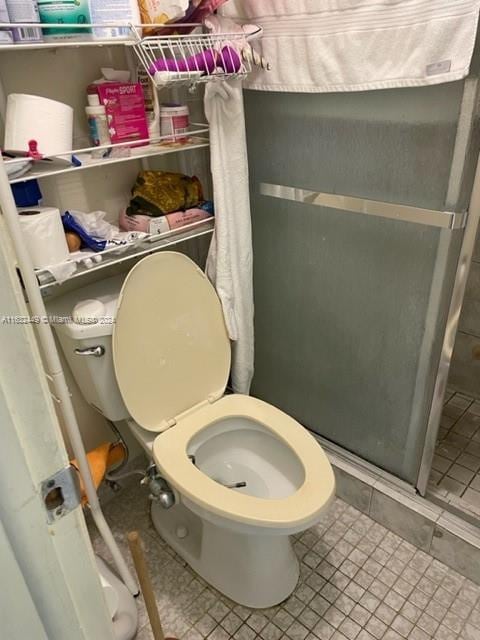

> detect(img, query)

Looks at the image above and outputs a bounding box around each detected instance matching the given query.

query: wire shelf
[132,28,258,88]
[37,217,215,293]
[5,123,210,183]
[0,23,262,86]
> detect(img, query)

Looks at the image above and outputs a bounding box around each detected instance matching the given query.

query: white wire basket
[132,26,259,88]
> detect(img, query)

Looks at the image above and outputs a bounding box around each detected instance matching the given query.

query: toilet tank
[47,274,129,422]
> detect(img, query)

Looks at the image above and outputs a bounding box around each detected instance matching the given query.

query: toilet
[50,252,335,608]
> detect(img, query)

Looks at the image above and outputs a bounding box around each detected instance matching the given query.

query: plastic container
[37,0,92,39]
[86,105,110,157]
[160,103,190,144]
[6,0,43,43]
[88,0,140,40]
[137,65,160,140]
[12,179,42,208]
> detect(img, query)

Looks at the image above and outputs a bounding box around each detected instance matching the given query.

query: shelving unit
[7,128,209,184]
[0,14,258,609]
[37,217,214,292]
[0,18,255,601]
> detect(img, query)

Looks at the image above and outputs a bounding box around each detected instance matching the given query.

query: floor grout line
[89,476,480,640]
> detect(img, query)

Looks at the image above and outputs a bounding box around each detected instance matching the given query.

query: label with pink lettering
[98,83,149,146]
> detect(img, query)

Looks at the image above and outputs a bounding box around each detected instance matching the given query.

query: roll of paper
[18,207,69,269]
[5,94,73,157]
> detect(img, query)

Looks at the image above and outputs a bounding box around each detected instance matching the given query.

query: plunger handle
[127,531,171,640]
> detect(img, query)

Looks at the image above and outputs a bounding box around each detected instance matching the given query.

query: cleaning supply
[160,103,189,144]
[18,206,70,269]
[85,102,111,157]
[37,0,92,39]
[0,0,14,43]
[4,94,74,157]
[6,0,43,43]
[88,0,140,40]
[97,82,149,146]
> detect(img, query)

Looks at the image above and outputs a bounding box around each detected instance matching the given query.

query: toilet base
[151,500,300,608]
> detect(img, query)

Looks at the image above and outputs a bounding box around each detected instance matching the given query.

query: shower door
[244,80,479,487]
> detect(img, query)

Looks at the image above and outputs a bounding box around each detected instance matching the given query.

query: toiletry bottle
[86,98,110,158]
[37,0,92,40]
[6,0,43,43]
[88,0,140,40]
[137,65,160,141]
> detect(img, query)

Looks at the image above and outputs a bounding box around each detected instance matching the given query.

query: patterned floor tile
[88,473,480,640]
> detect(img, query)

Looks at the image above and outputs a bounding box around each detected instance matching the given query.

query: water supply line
[0,156,139,596]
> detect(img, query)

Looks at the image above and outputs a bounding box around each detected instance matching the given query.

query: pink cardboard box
[97,83,149,146]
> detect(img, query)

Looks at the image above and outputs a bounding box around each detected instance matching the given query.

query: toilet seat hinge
[207,390,223,404]
[160,417,177,431]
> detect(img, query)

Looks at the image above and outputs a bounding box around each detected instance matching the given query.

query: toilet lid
[112,252,231,432]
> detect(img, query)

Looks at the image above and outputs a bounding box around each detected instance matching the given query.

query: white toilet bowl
[51,252,335,608]
[150,395,334,608]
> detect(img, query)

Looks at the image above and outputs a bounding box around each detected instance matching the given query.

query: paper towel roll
[18,207,69,269]
[5,94,73,156]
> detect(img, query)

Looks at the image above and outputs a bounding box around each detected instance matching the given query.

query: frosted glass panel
[245,83,463,209]
[245,84,465,484]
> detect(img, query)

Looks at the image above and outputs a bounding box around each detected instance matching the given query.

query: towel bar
[260,183,467,230]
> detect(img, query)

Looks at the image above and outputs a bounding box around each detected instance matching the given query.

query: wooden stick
[127,530,168,640]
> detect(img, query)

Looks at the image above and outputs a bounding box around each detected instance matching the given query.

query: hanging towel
[222,0,480,92]
[205,81,254,394]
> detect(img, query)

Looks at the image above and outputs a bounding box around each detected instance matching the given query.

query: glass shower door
[244,83,471,486]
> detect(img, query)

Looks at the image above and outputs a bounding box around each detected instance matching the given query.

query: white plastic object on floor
[50,252,335,608]
[0,155,139,597]
[96,556,138,640]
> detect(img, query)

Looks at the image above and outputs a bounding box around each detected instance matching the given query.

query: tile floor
[89,480,480,640]
[430,391,480,514]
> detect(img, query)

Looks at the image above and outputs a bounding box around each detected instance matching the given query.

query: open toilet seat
[152,393,335,533]
[113,251,334,537]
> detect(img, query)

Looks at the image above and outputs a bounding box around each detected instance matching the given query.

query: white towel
[205,81,254,394]
[222,0,480,92]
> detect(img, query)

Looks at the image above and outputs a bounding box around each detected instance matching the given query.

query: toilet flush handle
[74,346,105,358]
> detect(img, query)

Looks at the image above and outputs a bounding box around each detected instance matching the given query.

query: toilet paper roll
[5,94,74,157]
[18,207,69,269]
